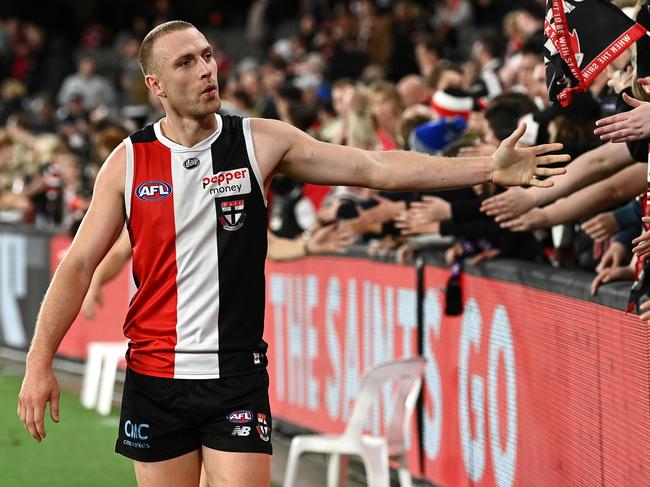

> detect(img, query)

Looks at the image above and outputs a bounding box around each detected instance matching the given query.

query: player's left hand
[491,123,569,187]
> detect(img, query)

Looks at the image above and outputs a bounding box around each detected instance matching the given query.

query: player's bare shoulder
[248,118,304,179]
[94,142,127,197]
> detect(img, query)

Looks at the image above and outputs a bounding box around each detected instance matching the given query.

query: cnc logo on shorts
[183,157,200,170]
[124,419,150,440]
[219,199,246,231]
[136,181,172,201]
[256,413,270,442]
[227,410,253,424]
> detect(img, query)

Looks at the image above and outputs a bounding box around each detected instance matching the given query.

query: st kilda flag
[545,0,647,106]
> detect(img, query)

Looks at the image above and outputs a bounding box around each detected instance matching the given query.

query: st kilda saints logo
[219,199,246,231]
[256,413,270,442]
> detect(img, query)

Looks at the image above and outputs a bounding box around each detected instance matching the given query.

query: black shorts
[115,367,272,462]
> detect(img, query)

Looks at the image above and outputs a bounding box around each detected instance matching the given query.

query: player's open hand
[491,123,569,187]
[17,365,60,442]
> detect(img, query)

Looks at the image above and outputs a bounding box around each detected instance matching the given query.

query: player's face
[152,28,221,117]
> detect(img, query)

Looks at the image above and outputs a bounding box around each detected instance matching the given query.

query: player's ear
[145,74,166,98]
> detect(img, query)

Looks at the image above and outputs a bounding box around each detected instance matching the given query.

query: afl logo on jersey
[183,157,200,170]
[136,181,173,201]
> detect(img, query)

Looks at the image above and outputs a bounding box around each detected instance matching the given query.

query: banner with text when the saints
[545,0,647,106]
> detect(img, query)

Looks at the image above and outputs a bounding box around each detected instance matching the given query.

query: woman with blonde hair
[345,84,378,150]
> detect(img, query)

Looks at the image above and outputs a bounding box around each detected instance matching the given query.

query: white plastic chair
[80,341,128,416]
[283,357,426,487]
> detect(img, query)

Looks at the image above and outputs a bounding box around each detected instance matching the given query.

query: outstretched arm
[18,144,127,442]
[502,163,646,231]
[249,119,568,191]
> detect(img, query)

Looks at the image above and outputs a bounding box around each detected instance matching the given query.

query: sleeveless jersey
[122,114,268,379]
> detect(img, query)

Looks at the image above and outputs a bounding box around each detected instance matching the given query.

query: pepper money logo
[202,168,251,198]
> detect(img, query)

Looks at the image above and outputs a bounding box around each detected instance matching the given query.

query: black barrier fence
[0,224,637,351]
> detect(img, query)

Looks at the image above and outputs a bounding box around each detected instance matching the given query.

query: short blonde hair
[139,20,195,75]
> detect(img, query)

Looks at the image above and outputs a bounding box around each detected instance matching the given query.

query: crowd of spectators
[1,0,649,298]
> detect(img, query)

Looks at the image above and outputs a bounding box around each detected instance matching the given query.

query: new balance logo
[231,426,251,437]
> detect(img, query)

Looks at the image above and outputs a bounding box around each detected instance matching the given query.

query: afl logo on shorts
[227,410,253,424]
[136,181,173,201]
[183,157,200,170]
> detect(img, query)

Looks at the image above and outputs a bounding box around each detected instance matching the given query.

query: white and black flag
[544,0,647,106]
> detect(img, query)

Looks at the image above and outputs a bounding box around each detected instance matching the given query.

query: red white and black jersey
[122,114,268,379]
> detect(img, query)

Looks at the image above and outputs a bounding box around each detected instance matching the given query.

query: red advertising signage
[265,257,422,475]
[266,258,650,487]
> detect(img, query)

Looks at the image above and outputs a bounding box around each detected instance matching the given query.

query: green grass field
[0,373,136,486]
[1,372,282,486]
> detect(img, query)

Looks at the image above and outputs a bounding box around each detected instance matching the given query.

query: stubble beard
[171,94,222,118]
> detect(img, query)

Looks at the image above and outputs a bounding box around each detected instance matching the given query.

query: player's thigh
[134,450,202,487]
[199,463,210,487]
[202,446,271,486]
